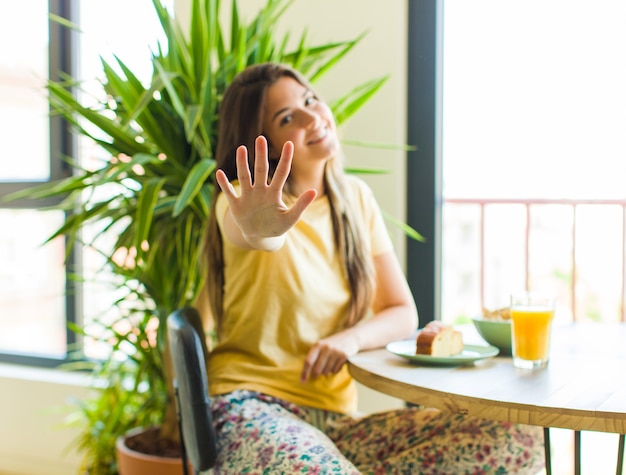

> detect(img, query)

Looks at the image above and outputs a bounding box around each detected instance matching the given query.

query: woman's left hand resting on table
[300,249,418,383]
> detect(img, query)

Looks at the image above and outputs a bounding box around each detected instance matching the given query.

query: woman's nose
[301,109,320,129]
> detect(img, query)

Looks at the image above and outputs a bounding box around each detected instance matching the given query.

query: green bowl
[472,317,512,356]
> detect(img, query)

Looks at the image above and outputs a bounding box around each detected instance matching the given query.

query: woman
[203,63,544,474]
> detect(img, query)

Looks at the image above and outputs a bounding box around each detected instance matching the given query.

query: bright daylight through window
[0,0,172,364]
[441,0,626,324]
[0,1,67,360]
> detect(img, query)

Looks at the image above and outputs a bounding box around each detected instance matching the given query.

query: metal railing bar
[572,204,578,322]
[525,203,530,292]
[446,197,626,206]
[622,205,626,323]
[480,203,486,312]
[446,197,626,322]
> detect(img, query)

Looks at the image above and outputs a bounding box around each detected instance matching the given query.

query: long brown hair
[204,63,375,335]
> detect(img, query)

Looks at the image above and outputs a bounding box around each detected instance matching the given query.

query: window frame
[406,0,443,326]
[0,0,79,367]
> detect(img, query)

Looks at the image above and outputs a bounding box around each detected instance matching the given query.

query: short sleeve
[346,176,394,257]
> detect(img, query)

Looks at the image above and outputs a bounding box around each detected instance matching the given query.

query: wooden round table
[348,322,626,474]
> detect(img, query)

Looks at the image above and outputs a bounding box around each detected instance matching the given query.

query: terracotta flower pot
[116,427,192,475]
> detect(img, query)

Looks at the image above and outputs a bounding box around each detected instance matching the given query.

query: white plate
[386,339,500,366]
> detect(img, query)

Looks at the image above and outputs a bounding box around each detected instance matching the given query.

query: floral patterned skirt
[211,390,544,475]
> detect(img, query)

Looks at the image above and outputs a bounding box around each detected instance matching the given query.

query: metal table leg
[545,430,623,475]
[575,431,581,475]
[544,427,552,475]
[617,434,625,475]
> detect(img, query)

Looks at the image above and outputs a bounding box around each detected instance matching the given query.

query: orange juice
[510,307,554,361]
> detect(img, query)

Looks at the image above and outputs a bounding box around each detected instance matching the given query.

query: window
[0,1,70,365]
[74,0,172,360]
[407,0,626,324]
[0,0,171,366]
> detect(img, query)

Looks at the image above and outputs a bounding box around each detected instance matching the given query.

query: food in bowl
[482,306,511,321]
[472,308,512,355]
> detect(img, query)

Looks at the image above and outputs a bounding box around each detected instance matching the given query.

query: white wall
[0,1,408,474]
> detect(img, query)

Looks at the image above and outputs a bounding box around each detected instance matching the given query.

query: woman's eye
[305,96,315,106]
[279,114,293,126]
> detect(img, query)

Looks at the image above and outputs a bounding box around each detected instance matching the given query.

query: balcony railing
[443,197,626,323]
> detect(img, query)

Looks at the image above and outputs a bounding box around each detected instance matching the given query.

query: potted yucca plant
[12,0,395,473]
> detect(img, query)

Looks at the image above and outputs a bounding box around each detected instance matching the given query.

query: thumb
[300,344,320,384]
[287,189,317,223]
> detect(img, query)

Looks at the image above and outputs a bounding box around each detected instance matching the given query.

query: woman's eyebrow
[271,106,289,123]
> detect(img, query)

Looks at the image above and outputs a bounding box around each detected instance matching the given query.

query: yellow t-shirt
[207,175,393,414]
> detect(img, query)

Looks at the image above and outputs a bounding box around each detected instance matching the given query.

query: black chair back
[167,307,217,473]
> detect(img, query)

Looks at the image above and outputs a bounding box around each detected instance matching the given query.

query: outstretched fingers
[235,144,253,190]
[215,169,237,198]
[214,135,316,244]
[270,141,294,190]
[272,140,316,225]
[252,135,271,188]
[288,189,317,222]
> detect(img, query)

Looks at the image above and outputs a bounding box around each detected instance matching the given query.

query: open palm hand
[215,136,317,247]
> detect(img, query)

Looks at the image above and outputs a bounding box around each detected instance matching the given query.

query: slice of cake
[416,321,463,356]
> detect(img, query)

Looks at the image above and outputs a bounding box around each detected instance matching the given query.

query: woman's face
[262,76,339,171]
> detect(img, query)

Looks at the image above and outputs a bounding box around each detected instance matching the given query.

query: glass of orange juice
[510,291,556,369]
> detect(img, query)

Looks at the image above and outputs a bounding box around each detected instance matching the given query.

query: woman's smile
[263,76,339,163]
[307,127,329,145]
